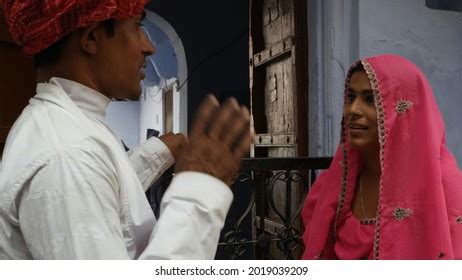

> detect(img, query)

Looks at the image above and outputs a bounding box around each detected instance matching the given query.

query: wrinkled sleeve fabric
[127,137,174,192]
[19,147,131,259]
[19,148,233,259]
[140,171,233,259]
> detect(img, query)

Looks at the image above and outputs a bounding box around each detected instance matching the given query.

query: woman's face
[343,70,379,153]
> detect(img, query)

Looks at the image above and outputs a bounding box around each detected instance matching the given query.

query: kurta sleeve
[139,171,233,259]
[127,137,175,191]
[18,147,131,259]
[19,147,233,260]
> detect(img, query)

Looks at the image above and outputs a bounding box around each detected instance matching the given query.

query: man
[0,0,252,259]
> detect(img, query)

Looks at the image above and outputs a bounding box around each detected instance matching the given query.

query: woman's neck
[360,148,381,178]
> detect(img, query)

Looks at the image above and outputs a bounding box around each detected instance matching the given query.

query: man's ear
[79,23,103,55]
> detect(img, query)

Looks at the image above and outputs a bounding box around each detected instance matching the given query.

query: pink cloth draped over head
[301,54,462,259]
[1,0,149,56]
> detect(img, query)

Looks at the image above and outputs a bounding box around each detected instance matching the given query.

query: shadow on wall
[426,0,462,11]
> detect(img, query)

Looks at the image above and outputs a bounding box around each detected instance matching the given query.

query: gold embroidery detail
[361,60,386,260]
[393,207,413,221]
[456,216,462,224]
[360,217,377,225]
[395,100,413,113]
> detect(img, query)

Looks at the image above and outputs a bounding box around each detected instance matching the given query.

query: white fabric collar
[36,77,110,122]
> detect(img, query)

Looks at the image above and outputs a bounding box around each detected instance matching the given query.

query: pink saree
[301,54,462,259]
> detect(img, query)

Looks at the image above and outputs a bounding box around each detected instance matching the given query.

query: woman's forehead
[349,71,372,91]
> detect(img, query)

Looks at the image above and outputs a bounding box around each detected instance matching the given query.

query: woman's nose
[349,99,364,116]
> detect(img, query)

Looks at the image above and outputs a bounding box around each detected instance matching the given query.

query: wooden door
[163,88,173,134]
[0,10,36,155]
[249,0,308,259]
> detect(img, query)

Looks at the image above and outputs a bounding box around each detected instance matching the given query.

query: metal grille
[149,157,332,260]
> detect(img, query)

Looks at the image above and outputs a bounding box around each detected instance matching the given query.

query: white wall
[359,0,462,163]
[309,0,462,164]
[308,0,360,156]
[144,11,188,135]
[106,101,140,149]
[140,84,164,141]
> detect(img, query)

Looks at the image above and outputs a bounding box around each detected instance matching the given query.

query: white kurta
[0,78,233,259]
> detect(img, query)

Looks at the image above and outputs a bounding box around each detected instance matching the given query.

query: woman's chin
[347,138,379,154]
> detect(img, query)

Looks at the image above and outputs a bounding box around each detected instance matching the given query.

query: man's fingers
[190,94,220,137]
[208,97,240,140]
[232,107,253,161]
[222,117,246,147]
[178,134,189,148]
[232,125,253,162]
[222,105,250,146]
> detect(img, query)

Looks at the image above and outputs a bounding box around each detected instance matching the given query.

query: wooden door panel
[250,0,308,259]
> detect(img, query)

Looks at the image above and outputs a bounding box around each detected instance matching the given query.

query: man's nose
[142,32,156,56]
[145,40,156,56]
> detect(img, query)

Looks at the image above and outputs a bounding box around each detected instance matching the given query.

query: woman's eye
[365,94,375,105]
[346,92,355,103]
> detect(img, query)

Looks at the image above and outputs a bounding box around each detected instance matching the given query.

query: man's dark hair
[34,19,116,68]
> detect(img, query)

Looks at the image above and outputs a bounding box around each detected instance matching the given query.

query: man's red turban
[2,0,149,56]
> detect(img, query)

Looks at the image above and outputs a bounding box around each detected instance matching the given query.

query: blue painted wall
[309,0,462,164]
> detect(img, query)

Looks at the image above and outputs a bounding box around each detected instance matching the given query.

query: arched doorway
[106,10,187,148]
[139,10,188,141]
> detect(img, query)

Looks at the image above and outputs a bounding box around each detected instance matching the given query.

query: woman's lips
[349,123,368,130]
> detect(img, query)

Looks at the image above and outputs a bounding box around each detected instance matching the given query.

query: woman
[301,54,462,260]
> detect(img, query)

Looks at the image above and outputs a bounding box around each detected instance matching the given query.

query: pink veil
[301,54,462,259]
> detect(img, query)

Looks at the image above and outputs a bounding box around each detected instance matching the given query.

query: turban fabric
[2,0,149,56]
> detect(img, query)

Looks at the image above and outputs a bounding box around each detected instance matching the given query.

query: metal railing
[148,157,333,260]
